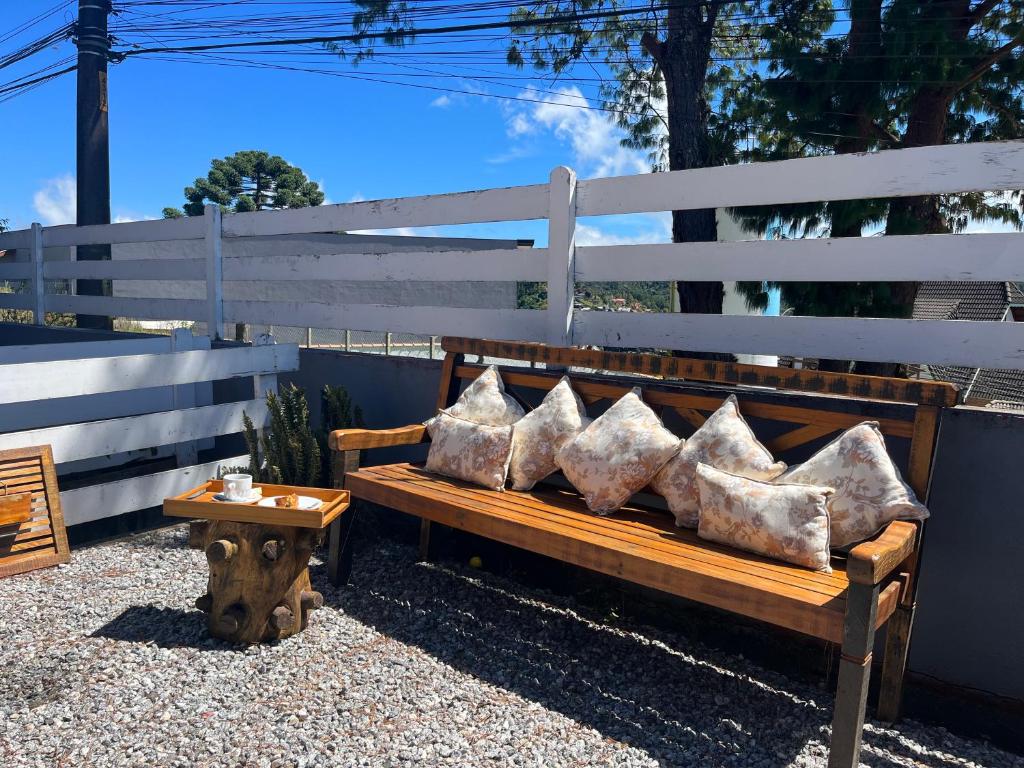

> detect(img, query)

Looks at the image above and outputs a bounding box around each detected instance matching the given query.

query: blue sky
[1,1,675,250]
[3,1,1012,248]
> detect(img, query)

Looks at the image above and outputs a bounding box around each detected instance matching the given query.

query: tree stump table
[165,481,350,644]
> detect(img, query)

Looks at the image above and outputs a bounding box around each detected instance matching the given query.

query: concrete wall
[911,406,1024,701]
[284,347,1024,704]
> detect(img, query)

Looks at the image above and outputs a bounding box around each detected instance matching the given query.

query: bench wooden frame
[327,337,957,768]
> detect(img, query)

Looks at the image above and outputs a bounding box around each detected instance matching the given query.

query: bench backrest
[438,337,958,503]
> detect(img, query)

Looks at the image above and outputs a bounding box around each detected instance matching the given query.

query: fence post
[547,166,577,347]
[345,329,351,352]
[429,335,437,359]
[306,327,313,348]
[385,331,392,355]
[169,328,199,467]
[30,222,44,325]
[204,204,224,340]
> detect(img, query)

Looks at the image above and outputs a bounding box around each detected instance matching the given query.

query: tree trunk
[658,4,720,317]
[645,3,731,359]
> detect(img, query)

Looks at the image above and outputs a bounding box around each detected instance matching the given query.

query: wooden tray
[164,480,349,529]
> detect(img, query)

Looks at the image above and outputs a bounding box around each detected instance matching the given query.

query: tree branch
[868,121,900,146]
[641,31,664,68]
[947,31,1024,96]
[966,0,1001,29]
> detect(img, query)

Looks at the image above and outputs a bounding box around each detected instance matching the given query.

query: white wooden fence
[0,332,299,526]
[2,140,1023,369]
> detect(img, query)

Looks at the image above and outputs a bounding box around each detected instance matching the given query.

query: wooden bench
[327,337,957,768]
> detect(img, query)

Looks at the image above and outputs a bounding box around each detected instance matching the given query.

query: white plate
[212,490,262,503]
[257,495,323,511]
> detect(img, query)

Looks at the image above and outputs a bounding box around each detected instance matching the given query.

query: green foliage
[243,384,322,486]
[321,384,364,435]
[319,384,364,486]
[727,0,1024,320]
[240,383,364,488]
[164,150,325,218]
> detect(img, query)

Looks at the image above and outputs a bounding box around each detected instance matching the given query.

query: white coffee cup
[223,473,254,501]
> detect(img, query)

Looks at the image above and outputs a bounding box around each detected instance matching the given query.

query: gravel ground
[1,525,1021,768]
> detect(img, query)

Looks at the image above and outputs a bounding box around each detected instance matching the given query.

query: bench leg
[326,509,357,587]
[418,519,432,562]
[876,603,915,723]
[327,449,360,588]
[828,582,879,768]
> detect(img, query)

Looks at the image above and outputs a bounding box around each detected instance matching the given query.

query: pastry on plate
[274,493,300,508]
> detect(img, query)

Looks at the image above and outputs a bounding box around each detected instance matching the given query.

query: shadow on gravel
[91,605,238,651]
[312,553,830,767]
[313,545,1012,768]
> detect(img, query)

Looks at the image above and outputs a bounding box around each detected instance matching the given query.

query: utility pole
[74,1,113,330]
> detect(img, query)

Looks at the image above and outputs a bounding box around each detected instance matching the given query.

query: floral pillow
[508,377,589,491]
[650,395,786,528]
[696,464,834,572]
[424,412,514,491]
[777,422,928,548]
[555,388,681,514]
[442,365,525,427]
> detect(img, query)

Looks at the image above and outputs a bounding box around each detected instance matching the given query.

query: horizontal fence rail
[573,312,1024,370]
[1,140,1023,372]
[576,141,1024,216]
[576,233,1024,283]
[221,183,549,238]
[0,345,298,404]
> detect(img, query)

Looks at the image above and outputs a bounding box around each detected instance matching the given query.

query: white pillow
[424,412,513,491]
[777,422,928,547]
[508,377,588,491]
[555,388,681,514]
[697,464,833,572]
[442,365,525,426]
[650,394,786,528]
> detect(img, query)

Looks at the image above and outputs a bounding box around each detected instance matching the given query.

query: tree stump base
[189,519,324,644]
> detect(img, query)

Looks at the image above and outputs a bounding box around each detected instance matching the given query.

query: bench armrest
[329,424,427,452]
[846,520,918,585]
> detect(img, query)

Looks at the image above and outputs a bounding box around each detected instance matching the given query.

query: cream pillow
[651,394,786,528]
[443,365,525,426]
[777,422,928,548]
[424,412,513,491]
[508,377,588,491]
[555,388,681,514]
[696,464,833,572]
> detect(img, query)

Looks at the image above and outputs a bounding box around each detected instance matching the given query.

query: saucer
[213,490,262,504]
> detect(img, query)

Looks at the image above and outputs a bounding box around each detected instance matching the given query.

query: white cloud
[575,214,672,247]
[500,86,650,179]
[33,174,76,225]
[430,95,452,108]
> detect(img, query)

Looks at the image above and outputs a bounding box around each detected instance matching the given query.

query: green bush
[240,382,362,487]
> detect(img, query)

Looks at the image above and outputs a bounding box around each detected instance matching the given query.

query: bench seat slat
[372,464,850,594]
[346,463,901,643]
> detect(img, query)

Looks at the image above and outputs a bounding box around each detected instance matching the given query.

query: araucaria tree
[163,150,325,218]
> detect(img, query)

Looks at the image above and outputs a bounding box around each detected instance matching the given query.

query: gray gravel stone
[0,525,1020,767]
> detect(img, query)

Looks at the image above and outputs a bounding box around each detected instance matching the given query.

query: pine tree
[163,150,324,218]
[727,0,1024,373]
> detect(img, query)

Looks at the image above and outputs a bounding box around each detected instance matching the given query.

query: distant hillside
[518,282,669,312]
